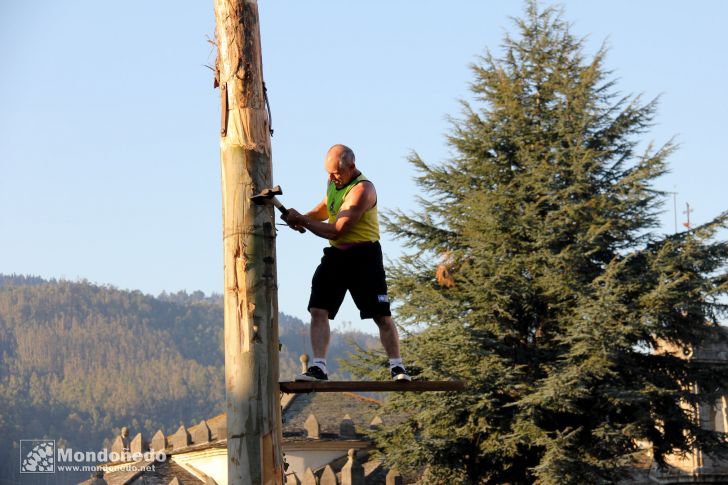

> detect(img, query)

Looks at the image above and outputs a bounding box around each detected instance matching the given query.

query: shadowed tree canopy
[345,2,728,483]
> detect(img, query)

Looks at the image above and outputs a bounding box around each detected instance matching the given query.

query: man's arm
[284,182,375,241]
[282,197,327,232]
[305,197,328,222]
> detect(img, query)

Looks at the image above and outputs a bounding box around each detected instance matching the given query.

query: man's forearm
[302,217,340,240]
[304,210,327,222]
[304,201,328,221]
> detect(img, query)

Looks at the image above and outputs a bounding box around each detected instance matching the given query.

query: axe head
[250,185,283,204]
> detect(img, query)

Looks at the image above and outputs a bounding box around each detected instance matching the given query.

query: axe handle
[272,198,306,233]
[271,198,288,215]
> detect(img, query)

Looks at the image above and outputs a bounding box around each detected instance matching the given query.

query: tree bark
[213,0,283,484]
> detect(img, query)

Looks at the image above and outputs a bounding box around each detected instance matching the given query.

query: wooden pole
[213,1,283,484]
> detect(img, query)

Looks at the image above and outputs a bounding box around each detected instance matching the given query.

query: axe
[250,185,305,233]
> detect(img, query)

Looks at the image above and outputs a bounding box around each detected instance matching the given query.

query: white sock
[312,358,328,374]
[389,358,404,370]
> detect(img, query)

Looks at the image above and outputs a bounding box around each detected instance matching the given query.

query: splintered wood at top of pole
[215,0,271,157]
[279,380,467,394]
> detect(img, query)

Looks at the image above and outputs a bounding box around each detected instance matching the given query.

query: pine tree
[350,2,728,483]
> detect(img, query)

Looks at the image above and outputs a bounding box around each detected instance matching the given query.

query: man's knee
[373,315,394,329]
[310,307,329,322]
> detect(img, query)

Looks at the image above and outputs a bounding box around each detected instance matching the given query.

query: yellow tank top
[326,174,380,247]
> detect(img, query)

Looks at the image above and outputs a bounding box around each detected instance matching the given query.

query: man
[282,144,410,382]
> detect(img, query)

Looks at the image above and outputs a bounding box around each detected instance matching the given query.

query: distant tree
[354,2,728,483]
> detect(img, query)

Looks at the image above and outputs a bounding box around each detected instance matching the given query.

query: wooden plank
[279,380,466,394]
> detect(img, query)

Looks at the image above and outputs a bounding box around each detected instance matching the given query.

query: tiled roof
[283,391,382,439]
[78,460,200,485]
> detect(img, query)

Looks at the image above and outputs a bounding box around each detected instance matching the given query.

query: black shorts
[308,241,391,320]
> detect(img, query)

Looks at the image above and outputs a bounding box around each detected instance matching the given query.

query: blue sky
[1,1,726,333]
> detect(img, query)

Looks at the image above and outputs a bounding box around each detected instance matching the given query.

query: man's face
[325,152,355,189]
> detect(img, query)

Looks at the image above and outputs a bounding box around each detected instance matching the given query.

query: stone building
[78,358,408,484]
[645,328,728,484]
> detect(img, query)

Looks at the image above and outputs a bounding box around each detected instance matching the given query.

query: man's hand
[282,208,304,225]
[281,208,306,232]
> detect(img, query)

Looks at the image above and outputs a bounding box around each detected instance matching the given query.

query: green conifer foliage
[353,2,728,483]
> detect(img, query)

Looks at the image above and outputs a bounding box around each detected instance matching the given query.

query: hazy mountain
[0,274,380,484]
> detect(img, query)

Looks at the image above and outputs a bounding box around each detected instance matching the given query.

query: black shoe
[391,366,411,382]
[296,365,329,382]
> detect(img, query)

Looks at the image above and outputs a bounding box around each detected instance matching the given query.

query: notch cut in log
[279,380,466,394]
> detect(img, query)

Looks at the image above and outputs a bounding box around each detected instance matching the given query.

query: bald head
[327,144,356,170]
[325,144,358,189]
